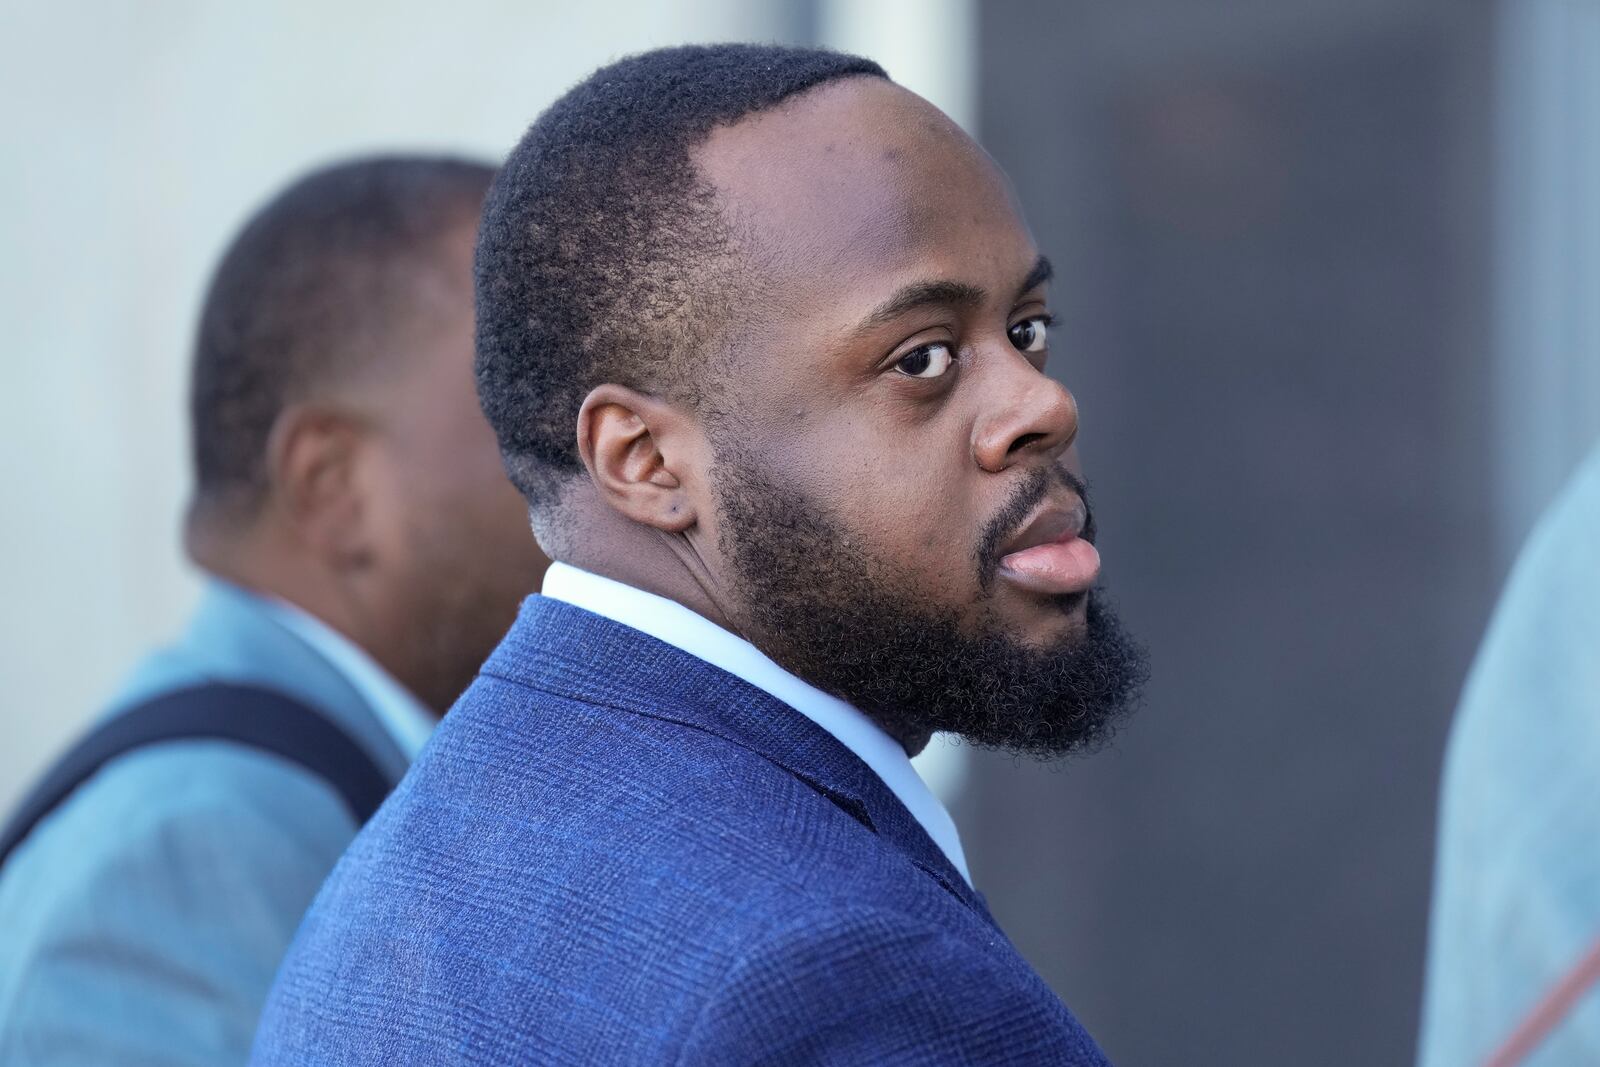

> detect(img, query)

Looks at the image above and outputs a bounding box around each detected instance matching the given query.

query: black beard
[711,451,1148,760]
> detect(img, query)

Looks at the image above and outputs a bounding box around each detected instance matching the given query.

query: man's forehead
[694,78,1026,282]
[696,77,961,168]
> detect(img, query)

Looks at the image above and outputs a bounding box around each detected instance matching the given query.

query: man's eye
[1008,315,1051,354]
[895,343,954,379]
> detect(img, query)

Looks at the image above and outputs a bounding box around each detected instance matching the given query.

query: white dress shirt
[541,562,971,885]
[264,598,437,761]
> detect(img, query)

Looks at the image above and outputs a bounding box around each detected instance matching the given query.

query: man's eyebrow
[1018,254,1053,297]
[850,255,1054,338]
[855,280,987,335]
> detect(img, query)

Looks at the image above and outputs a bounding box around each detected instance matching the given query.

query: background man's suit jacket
[0,581,410,1067]
[252,595,1110,1065]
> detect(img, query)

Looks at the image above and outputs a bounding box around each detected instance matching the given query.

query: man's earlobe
[577,385,698,533]
[266,406,372,565]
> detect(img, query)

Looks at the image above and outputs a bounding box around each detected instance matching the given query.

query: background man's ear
[577,384,700,533]
[265,405,373,567]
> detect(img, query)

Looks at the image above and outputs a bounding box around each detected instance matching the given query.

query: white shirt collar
[262,598,437,762]
[541,561,971,885]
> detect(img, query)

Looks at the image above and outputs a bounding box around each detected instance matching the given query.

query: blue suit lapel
[485,595,991,920]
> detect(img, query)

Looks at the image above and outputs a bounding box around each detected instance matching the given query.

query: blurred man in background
[253,46,1144,1065]
[1420,443,1600,1067]
[0,156,548,1066]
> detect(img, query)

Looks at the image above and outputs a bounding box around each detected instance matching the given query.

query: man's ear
[265,405,373,567]
[576,384,700,533]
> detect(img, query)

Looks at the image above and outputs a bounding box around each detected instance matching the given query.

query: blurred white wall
[0,1,805,809]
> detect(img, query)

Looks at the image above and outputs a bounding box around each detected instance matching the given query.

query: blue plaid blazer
[251,595,1109,1064]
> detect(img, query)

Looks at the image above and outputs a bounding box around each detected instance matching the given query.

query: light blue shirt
[0,579,428,1067]
[1419,444,1600,1066]
[542,561,971,884]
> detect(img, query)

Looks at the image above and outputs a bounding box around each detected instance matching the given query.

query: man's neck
[541,560,930,757]
[551,510,740,636]
[541,494,931,755]
[187,524,431,712]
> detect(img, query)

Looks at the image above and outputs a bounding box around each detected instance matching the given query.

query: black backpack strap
[0,683,392,870]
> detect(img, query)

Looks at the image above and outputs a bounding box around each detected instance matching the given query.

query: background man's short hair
[190,154,495,517]
[474,44,886,508]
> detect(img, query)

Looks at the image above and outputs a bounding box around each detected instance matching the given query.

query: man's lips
[997,498,1101,596]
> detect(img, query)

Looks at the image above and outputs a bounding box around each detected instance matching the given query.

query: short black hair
[475,44,887,507]
[190,154,494,517]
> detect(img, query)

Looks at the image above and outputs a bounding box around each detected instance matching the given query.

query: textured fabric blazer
[252,596,1111,1065]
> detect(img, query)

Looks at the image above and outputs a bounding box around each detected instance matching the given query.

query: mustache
[975,465,1096,590]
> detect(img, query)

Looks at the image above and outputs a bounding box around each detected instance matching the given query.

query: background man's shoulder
[0,741,359,1065]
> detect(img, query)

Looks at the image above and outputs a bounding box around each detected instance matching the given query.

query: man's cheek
[861,496,966,575]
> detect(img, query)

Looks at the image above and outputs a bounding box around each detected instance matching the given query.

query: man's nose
[971,358,1079,474]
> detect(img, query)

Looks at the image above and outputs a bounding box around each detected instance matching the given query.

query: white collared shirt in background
[541,561,972,885]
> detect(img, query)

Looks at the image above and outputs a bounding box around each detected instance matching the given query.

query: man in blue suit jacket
[253,46,1147,1064]
[0,158,547,1065]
